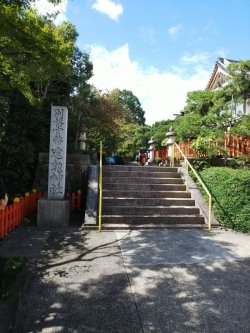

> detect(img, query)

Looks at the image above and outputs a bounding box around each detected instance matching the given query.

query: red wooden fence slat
[155,133,250,159]
[0,209,5,239]
[0,190,82,241]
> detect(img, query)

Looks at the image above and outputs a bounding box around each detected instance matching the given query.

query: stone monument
[166,128,177,167]
[78,124,88,151]
[148,137,156,164]
[37,106,70,226]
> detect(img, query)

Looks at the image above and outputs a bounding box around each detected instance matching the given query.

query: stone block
[84,165,99,225]
[37,198,70,226]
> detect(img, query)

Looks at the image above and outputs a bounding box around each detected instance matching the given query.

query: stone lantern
[148,136,156,164]
[166,128,176,166]
[78,124,88,151]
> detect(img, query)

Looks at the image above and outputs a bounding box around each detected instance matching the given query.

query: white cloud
[32,0,68,24]
[181,49,229,65]
[89,44,211,125]
[92,0,123,21]
[181,51,211,64]
[168,24,183,37]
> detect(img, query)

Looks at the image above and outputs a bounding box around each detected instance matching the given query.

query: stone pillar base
[37,198,70,226]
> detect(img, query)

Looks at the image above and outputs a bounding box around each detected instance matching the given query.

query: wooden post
[0,209,5,239]
[72,192,76,211]
[77,190,81,211]
[240,136,244,155]
[230,135,234,157]
[13,198,20,227]
[5,206,9,235]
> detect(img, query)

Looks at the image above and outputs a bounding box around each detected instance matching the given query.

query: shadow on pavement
[12,228,250,333]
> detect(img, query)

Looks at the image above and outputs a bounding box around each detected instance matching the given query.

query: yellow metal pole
[173,144,175,167]
[186,163,189,191]
[208,196,212,230]
[98,141,103,232]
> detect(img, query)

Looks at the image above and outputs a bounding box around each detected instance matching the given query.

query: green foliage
[170,61,250,142]
[2,2,248,210]
[230,115,250,137]
[0,4,76,104]
[66,49,94,152]
[0,0,62,7]
[82,91,126,155]
[108,89,146,126]
[0,257,27,300]
[0,4,93,194]
[174,113,203,142]
[227,60,250,114]
[0,92,51,194]
[184,90,214,115]
[190,136,216,157]
[132,125,151,150]
[190,159,211,171]
[81,89,148,159]
[114,123,152,161]
[236,205,250,231]
[190,134,227,158]
[70,48,93,94]
[199,167,250,232]
[150,120,173,148]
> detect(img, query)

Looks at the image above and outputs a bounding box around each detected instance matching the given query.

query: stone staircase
[100,165,205,229]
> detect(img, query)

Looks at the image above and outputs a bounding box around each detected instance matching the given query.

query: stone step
[103,165,178,172]
[102,190,191,198]
[102,206,200,215]
[103,198,195,206]
[101,215,205,224]
[103,171,181,178]
[103,177,184,185]
[103,183,186,191]
[85,223,207,230]
[93,164,207,229]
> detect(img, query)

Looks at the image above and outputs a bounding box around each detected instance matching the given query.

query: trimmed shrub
[199,167,250,232]
[0,258,27,300]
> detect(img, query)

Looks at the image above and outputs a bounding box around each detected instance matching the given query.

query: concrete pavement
[116,229,250,333]
[0,226,249,332]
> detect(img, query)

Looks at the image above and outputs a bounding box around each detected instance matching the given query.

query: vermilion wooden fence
[155,134,250,160]
[66,190,81,212]
[0,190,81,240]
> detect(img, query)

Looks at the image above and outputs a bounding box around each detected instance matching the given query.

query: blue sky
[34,0,250,124]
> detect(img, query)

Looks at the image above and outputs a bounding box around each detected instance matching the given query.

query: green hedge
[198,167,250,232]
[0,258,27,300]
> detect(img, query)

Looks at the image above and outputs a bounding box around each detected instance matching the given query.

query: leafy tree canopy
[173,113,204,142]
[230,115,250,137]
[227,60,250,114]
[150,120,173,148]
[184,90,214,116]
[83,90,126,155]
[117,123,150,161]
[108,89,146,125]
[0,1,95,193]
[0,2,76,104]
[0,0,61,8]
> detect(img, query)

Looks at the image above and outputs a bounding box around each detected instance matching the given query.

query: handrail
[173,143,212,230]
[98,141,103,232]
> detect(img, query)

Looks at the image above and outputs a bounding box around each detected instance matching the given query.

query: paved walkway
[0,225,249,332]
